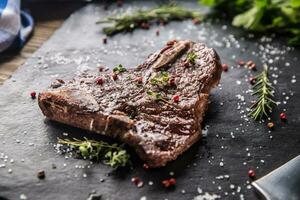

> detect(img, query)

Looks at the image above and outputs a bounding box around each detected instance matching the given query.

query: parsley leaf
[113,64,127,73]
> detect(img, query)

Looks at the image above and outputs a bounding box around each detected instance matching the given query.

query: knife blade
[252,155,300,200]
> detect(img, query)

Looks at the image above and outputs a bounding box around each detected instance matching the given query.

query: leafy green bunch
[58,137,130,169]
[199,0,300,45]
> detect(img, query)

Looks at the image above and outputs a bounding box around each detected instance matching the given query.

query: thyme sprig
[186,52,197,63]
[147,90,170,104]
[150,71,169,86]
[58,137,130,169]
[97,5,203,36]
[249,64,276,120]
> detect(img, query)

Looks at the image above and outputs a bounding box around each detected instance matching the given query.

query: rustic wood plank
[0,2,85,85]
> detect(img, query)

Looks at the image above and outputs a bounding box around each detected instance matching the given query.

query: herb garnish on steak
[38,40,222,167]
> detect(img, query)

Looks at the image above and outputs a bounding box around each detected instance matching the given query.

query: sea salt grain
[285,62,290,66]
[197,187,203,194]
[147,181,154,186]
[20,194,27,200]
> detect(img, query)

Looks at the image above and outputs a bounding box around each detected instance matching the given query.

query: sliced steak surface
[38,40,222,167]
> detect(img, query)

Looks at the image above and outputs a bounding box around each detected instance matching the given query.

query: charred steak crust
[38,40,222,167]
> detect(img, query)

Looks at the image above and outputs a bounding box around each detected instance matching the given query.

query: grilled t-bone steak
[38,40,222,167]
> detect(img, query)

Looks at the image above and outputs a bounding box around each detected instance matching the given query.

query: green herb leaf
[104,150,130,168]
[113,64,127,74]
[58,137,131,169]
[198,0,223,6]
[147,90,168,102]
[199,0,300,46]
[186,52,197,63]
[150,72,170,86]
[232,0,266,31]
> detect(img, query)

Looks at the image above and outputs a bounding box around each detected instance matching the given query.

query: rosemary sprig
[58,137,130,169]
[249,64,276,120]
[97,5,203,36]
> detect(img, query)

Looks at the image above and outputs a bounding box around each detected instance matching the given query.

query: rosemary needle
[96,5,203,36]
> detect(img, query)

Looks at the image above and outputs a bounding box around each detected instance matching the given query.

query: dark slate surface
[0,1,299,200]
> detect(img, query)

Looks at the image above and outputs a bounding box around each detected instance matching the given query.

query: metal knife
[252,155,300,200]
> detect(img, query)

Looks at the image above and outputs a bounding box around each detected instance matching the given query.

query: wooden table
[0,2,85,85]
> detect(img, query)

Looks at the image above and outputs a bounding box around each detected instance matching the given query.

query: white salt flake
[20,194,27,200]
[140,196,147,200]
[193,192,221,200]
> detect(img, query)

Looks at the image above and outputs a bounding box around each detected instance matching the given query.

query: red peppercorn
[222,64,228,72]
[169,78,176,86]
[96,77,104,85]
[31,91,36,99]
[112,73,118,81]
[248,169,255,178]
[246,60,254,66]
[249,63,257,71]
[238,60,245,65]
[141,22,150,30]
[173,95,180,103]
[162,180,171,188]
[192,18,201,25]
[98,66,105,72]
[169,178,176,185]
[249,76,256,85]
[102,37,107,44]
[143,163,149,170]
[162,178,176,188]
[156,29,160,36]
[280,113,287,120]
[131,177,140,184]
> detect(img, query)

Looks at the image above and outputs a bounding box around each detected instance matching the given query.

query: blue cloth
[0,0,34,52]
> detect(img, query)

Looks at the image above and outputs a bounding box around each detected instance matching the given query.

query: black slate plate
[0,1,299,200]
